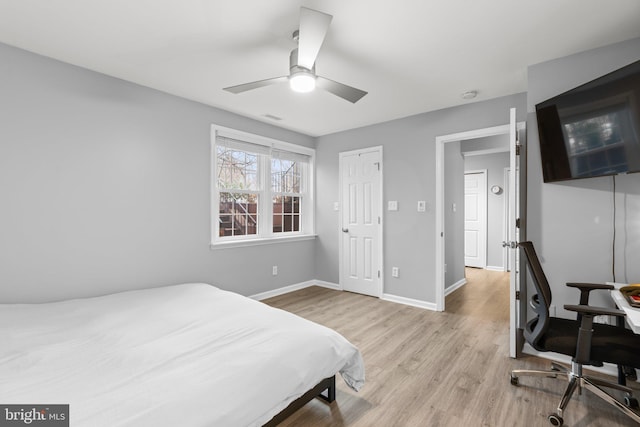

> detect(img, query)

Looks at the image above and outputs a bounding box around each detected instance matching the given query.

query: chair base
[511,361,640,426]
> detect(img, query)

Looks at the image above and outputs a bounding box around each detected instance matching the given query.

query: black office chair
[510,241,640,426]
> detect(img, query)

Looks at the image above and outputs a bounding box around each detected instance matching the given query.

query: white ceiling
[1,1,639,137]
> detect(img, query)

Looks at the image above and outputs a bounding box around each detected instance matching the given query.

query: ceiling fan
[223,7,367,103]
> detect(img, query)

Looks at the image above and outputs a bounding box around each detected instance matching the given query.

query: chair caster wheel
[510,376,518,386]
[548,414,563,426]
[624,395,639,409]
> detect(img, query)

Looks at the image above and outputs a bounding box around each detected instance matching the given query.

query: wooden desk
[609,284,640,334]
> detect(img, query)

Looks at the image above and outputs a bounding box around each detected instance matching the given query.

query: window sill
[209,234,317,250]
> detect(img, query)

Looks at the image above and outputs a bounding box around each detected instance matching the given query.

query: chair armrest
[566,282,614,291]
[564,304,625,318]
[566,282,614,305]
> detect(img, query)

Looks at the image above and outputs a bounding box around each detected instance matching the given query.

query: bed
[0,283,365,426]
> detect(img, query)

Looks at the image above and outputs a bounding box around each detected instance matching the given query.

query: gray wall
[526,37,640,316]
[315,93,527,302]
[7,34,636,311]
[0,43,317,303]
[465,151,510,270]
[460,134,509,155]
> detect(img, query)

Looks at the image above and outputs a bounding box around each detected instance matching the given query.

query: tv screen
[535,59,640,183]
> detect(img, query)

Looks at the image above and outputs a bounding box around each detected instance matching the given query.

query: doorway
[338,146,383,297]
[435,108,526,358]
[463,149,512,273]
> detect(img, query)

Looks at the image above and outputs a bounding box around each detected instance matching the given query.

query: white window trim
[210,124,315,248]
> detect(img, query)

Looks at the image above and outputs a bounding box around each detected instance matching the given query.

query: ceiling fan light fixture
[223,8,366,103]
[289,71,316,93]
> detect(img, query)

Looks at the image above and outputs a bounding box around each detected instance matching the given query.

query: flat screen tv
[535,59,640,183]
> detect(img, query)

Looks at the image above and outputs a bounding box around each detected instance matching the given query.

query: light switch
[417,201,426,212]
[388,201,398,211]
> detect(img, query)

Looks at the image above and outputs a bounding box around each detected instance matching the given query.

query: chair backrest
[519,241,553,351]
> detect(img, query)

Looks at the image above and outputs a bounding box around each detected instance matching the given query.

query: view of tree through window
[217,147,259,237]
[217,148,258,190]
[271,158,301,233]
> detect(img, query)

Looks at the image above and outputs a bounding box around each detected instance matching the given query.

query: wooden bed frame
[263,375,336,426]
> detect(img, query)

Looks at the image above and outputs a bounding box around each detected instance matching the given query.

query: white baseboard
[250,279,438,311]
[250,280,342,301]
[444,278,467,296]
[381,293,437,311]
[250,281,315,301]
[486,265,506,272]
[313,280,343,291]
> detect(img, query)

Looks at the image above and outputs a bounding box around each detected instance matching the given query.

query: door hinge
[515,144,522,155]
[378,270,381,278]
[374,162,380,171]
[515,218,521,228]
[378,216,381,224]
[515,291,521,300]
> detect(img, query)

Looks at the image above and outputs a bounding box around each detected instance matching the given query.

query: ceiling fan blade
[223,76,288,94]
[316,76,368,103]
[297,7,333,70]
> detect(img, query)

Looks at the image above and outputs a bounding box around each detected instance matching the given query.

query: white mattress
[0,283,364,426]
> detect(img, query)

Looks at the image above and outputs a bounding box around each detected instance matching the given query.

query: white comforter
[0,283,364,426]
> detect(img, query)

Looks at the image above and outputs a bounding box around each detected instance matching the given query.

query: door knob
[342,228,349,233]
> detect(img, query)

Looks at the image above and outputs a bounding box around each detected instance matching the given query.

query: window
[211,125,314,246]
[271,151,303,233]
[217,147,260,237]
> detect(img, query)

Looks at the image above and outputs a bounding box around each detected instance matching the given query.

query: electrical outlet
[392,267,399,278]
[272,266,278,276]
[388,201,398,211]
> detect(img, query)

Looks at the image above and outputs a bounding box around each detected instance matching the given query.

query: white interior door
[507,107,522,358]
[339,148,382,297]
[464,171,487,268]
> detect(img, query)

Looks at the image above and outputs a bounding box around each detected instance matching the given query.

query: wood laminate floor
[264,268,640,427]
